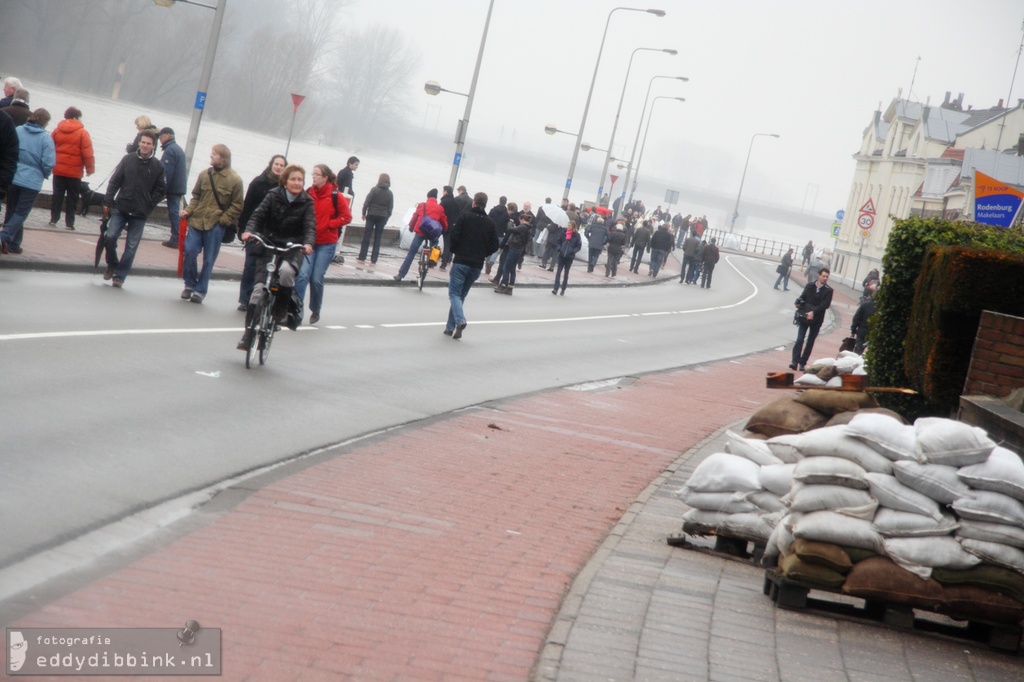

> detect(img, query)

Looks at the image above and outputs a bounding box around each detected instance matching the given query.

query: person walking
[395,188,447,282]
[851,291,875,355]
[438,184,460,270]
[648,222,673,277]
[584,216,608,273]
[100,129,166,286]
[552,221,583,295]
[236,155,286,310]
[790,268,834,371]
[158,127,187,247]
[337,156,359,199]
[774,248,794,291]
[680,228,701,284]
[484,195,509,276]
[1,109,55,254]
[494,210,532,295]
[604,220,627,277]
[238,164,315,350]
[444,191,499,340]
[629,220,652,273]
[357,172,394,265]
[48,106,94,231]
[0,109,17,199]
[180,144,243,303]
[700,237,720,288]
[801,240,814,267]
[294,164,352,325]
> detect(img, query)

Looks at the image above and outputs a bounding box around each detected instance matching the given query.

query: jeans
[239,244,258,305]
[700,262,716,288]
[649,249,667,277]
[359,214,388,262]
[605,250,622,277]
[774,269,790,290]
[687,259,702,284]
[446,262,481,331]
[553,255,574,292]
[165,194,183,241]
[104,207,147,279]
[183,223,225,297]
[1,185,38,249]
[629,245,646,272]
[792,321,823,367]
[498,247,522,286]
[50,175,82,227]
[397,233,437,279]
[540,242,558,268]
[294,242,337,314]
[587,247,602,270]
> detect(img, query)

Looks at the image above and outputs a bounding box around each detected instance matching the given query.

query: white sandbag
[684,452,763,493]
[952,491,1024,528]
[808,358,836,370]
[825,376,843,387]
[957,446,1024,501]
[833,355,862,374]
[864,473,943,521]
[762,509,787,529]
[872,508,959,537]
[794,373,827,386]
[724,430,783,466]
[957,520,1024,549]
[676,488,762,514]
[803,427,894,474]
[763,515,795,565]
[745,490,787,513]
[853,366,868,375]
[720,512,774,542]
[764,435,805,464]
[892,461,971,505]
[793,456,869,490]
[846,413,917,462]
[914,417,995,466]
[838,350,862,360]
[791,511,884,552]
[682,508,730,527]
[960,538,1024,574]
[883,537,981,579]
[759,463,797,496]
[782,483,877,519]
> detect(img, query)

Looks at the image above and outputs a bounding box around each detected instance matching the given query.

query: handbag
[839,336,856,353]
[776,263,788,275]
[793,309,805,326]
[535,227,549,245]
[208,169,237,243]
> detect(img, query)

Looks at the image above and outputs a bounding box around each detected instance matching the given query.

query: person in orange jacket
[49,106,94,230]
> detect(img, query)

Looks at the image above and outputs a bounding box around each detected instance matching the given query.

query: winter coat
[307,181,353,245]
[12,122,56,191]
[104,150,166,219]
[450,206,499,268]
[631,225,652,251]
[584,222,609,251]
[0,109,17,191]
[160,138,187,195]
[408,196,448,236]
[851,297,874,337]
[238,171,279,233]
[440,192,460,227]
[558,230,583,258]
[606,228,627,256]
[702,243,720,265]
[546,225,566,247]
[362,181,394,219]
[488,204,510,239]
[2,101,30,127]
[650,226,674,252]
[126,126,158,154]
[51,119,95,179]
[682,235,701,258]
[245,186,316,247]
[454,191,472,214]
[505,220,532,251]
[796,280,834,327]
[183,165,244,231]
[337,166,355,199]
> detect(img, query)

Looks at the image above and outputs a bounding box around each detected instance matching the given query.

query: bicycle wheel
[417,250,427,291]
[244,292,265,369]
[259,294,276,365]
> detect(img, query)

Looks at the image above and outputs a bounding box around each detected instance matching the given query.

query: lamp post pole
[618,75,687,215]
[630,95,685,203]
[597,46,676,209]
[561,7,666,202]
[448,0,495,188]
[730,132,780,233]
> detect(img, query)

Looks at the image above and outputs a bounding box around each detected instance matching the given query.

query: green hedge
[866,217,1024,418]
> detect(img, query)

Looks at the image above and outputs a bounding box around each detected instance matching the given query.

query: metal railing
[703,228,803,259]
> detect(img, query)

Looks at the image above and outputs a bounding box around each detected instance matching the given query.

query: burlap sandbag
[745,397,828,438]
[793,389,878,417]
[793,538,853,574]
[937,584,1024,624]
[779,553,847,588]
[842,556,944,608]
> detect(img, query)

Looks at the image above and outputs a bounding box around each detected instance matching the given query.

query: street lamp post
[629,95,686,204]
[597,46,677,208]
[618,74,687,215]
[561,6,666,202]
[424,0,495,189]
[730,133,780,233]
[153,0,226,181]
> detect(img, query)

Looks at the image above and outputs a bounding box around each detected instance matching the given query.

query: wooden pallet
[762,568,1022,653]
[666,521,766,564]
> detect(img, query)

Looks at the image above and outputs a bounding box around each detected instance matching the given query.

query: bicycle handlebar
[244,233,307,254]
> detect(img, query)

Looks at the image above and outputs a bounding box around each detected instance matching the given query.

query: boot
[237,304,258,350]
[272,287,292,324]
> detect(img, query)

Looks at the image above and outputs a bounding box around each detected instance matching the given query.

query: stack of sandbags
[794,350,867,387]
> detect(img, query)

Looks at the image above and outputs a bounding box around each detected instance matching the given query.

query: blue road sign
[835,209,845,221]
[194,92,206,110]
[453,152,462,166]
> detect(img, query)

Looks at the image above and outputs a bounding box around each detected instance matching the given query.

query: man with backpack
[395,188,447,282]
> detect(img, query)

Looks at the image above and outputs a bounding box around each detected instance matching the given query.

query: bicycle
[416,239,440,292]
[241,234,306,369]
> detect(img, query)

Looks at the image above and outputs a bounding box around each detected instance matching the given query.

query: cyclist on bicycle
[394,188,447,282]
[237,163,315,350]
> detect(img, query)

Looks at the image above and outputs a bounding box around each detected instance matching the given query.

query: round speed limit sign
[857,213,874,229]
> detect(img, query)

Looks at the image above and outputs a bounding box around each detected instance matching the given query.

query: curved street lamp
[581,143,608,153]
[730,133,781,233]
[618,74,687,216]
[597,46,677,207]
[630,96,686,202]
[544,124,578,138]
[561,6,666,201]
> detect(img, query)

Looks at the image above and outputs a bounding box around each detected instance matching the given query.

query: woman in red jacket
[294,163,352,324]
[49,106,95,230]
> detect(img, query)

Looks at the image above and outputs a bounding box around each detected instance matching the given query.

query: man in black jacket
[790,268,834,371]
[439,185,461,270]
[102,131,166,287]
[0,109,18,199]
[444,192,499,340]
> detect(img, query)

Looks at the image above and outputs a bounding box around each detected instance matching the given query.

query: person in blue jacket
[159,127,187,247]
[1,108,55,254]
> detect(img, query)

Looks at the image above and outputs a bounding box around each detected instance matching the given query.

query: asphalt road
[0,254,810,568]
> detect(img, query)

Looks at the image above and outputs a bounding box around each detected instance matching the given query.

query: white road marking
[195,371,221,378]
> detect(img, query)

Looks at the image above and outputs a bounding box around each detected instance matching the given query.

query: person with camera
[790,268,833,371]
